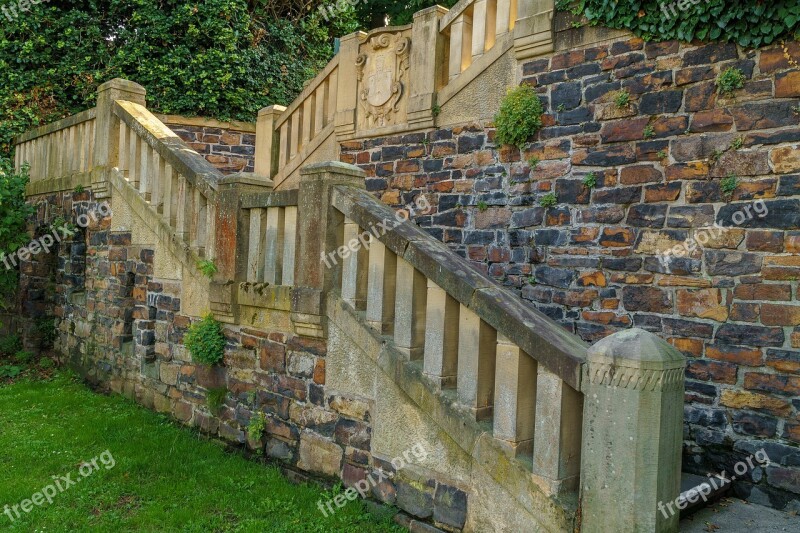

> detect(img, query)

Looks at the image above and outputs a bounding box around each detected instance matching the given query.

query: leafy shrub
[38,357,55,370]
[558,1,799,48]
[0,162,34,306]
[494,85,544,149]
[0,334,22,356]
[196,259,218,279]
[248,411,267,441]
[721,174,739,199]
[716,68,746,97]
[184,314,226,366]
[35,317,57,348]
[614,90,630,108]
[0,365,22,379]
[582,172,597,189]
[13,351,34,364]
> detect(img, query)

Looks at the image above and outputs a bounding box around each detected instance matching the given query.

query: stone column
[254,105,286,180]
[580,328,686,533]
[293,162,365,337]
[94,78,146,197]
[408,6,448,129]
[334,32,365,140]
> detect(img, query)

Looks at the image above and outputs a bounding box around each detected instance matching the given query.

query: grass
[0,373,401,532]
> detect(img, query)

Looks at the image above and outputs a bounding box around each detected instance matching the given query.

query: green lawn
[0,373,401,532]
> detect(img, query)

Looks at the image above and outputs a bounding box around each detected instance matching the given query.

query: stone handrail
[14,108,97,181]
[113,99,223,258]
[256,57,340,188]
[327,176,586,494]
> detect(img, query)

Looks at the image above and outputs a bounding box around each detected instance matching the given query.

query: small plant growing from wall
[643,124,655,139]
[539,192,558,208]
[431,104,441,117]
[528,156,540,170]
[73,184,84,194]
[197,259,218,279]
[730,136,745,150]
[206,386,228,415]
[721,174,739,200]
[657,150,667,159]
[614,90,631,108]
[477,201,489,212]
[494,84,544,149]
[248,411,267,441]
[185,313,226,366]
[582,172,597,189]
[716,67,746,98]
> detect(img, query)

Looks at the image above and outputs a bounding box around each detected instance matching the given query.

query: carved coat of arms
[356,32,410,129]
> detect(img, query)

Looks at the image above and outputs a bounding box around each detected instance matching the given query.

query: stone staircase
[13,2,694,531]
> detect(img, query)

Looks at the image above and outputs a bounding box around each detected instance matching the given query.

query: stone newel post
[292,162,365,337]
[93,78,147,197]
[580,328,686,533]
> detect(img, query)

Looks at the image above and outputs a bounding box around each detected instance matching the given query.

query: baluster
[314,83,326,135]
[281,206,297,286]
[205,200,216,259]
[118,123,128,174]
[247,208,266,282]
[366,239,397,334]
[151,150,163,213]
[279,121,289,169]
[129,131,140,186]
[86,120,95,169]
[341,219,368,310]
[394,258,426,360]
[496,0,513,35]
[531,368,583,494]
[76,124,86,173]
[162,162,173,225]
[175,175,188,242]
[472,0,489,60]
[457,304,496,420]
[302,97,313,147]
[448,14,473,80]
[493,334,536,457]
[263,207,285,285]
[327,69,338,125]
[423,280,459,389]
[139,143,151,200]
[290,111,301,160]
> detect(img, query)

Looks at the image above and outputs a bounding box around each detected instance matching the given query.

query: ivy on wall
[558,0,800,47]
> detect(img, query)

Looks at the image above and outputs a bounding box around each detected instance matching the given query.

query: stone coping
[438,0,475,30]
[15,108,96,144]
[114,100,222,202]
[331,184,587,389]
[240,189,298,209]
[155,114,256,133]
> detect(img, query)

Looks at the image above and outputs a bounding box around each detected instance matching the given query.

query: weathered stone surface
[297,431,343,477]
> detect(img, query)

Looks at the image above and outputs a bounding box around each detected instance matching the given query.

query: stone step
[680,497,798,532]
[678,472,733,518]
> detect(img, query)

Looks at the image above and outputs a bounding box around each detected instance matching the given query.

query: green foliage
[582,172,597,189]
[643,124,655,139]
[539,192,558,208]
[527,276,537,285]
[206,386,228,415]
[13,350,33,364]
[431,104,441,117]
[528,156,540,170]
[657,150,668,159]
[1,0,359,162]
[248,411,267,441]
[730,136,745,150]
[38,357,55,370]
[196,259,218,279]
[558,1,799,48]
[614,90,630,108]
[716,67,746,97]
[73,184,85,194]
[494,85,544,149]
[0,365,22,379]
[477,201,489,212]
[353,0,459,27]
[0,161,34,306]
[184,313,226,366]
[721,174,739,199]
[0,334,22,356]
[36,316,57,348]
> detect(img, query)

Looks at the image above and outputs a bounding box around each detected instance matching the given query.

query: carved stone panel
[356,30,411,131]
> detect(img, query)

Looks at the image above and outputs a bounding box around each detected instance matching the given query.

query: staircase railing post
[292,162,365,337]
[408,6,449,129]
[93,78,147,197]
[580,328,686,533]
[513,0,555,60]
[254,105,286,180]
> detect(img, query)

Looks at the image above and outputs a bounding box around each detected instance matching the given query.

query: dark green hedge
[0,0,358,160]
[559,0,800,48]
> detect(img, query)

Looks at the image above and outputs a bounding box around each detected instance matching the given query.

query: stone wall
[341,37,800,510]
[21,186,472,532]
[159,115,256,174]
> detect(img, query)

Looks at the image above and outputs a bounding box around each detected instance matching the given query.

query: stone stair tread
[679,497,799,532]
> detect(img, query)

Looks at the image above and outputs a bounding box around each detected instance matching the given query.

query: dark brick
[602,257,643,271]
[731,101,800,131]
[683,43,738,66]
[717,324,785,347]
[622,286,672,313]
[705,250,763,276]
[627,204,667,228]
[732,412,778,438]
[433,485,468,529]
[534,266,574,288]
[592,186,642,204]
[717,200,800,230]
[639,90,683,114]
[667,205,716,228]
[555,179,590,204]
